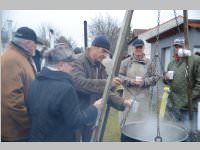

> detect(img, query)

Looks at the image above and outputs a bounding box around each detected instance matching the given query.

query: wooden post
[183,10,194,141]
[90,10,134,142]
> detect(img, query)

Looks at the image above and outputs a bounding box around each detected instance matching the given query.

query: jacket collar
[37,67,74,84]
[130,53,148,64]
[11,41,32,58]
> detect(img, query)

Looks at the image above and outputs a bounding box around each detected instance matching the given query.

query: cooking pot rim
[121,121,189,142]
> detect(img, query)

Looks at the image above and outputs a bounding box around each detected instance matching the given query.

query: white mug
[178,49,191,57]
[135,76,142,82]
[167,71,174,80]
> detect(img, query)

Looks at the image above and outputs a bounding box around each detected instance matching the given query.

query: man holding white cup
[164,37,200,142]
[119,39,160,141]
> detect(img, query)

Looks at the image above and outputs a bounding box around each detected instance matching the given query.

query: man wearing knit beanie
[71,35,133,141]
[91,35,111,55]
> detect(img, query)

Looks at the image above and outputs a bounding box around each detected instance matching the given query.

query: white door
[164,47,171,72]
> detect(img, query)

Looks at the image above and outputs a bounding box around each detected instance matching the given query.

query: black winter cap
[132,39,144,47]
[92,35,111,53]
[14,27,41,44]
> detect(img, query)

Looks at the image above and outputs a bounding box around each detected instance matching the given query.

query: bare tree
[89,14,120,54]
[37,23,76,49]
[37,23,61,47]
[56,36,77,49]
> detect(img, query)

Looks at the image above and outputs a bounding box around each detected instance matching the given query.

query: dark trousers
[75,125,93,142]
[1,138,29,142]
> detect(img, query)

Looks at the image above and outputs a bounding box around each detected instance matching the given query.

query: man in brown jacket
[71,35,132,141]
[1,27,40,142]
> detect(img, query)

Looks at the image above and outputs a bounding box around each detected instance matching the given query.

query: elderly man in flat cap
[1,27,40,142]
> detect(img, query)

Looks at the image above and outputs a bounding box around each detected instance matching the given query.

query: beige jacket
[119,54,159,123]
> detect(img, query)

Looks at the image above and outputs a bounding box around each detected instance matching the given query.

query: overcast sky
[2,10,200,48]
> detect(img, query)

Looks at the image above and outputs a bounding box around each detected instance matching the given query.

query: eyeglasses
[174,45,183,48]
[135,46,143,49]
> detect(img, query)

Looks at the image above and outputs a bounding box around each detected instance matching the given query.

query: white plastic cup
[136,76,142,82]
[167,71,174,80]
[178,48,191,57]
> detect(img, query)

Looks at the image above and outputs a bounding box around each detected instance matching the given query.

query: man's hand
[93,98,103,111]
[111,77,122,87]
[123,99,133,108]
[130,79,144,86]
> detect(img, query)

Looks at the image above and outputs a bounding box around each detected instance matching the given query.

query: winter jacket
[26,68,98,142]
[70,51,125,111]
[1,42,35,141]
[165,55,200,111]
[32,49,42,72]
[119,54,159,122]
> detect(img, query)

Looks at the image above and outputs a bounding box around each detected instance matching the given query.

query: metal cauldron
[121,121,188,142]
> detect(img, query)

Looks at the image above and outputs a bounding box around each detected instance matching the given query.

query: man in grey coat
[119,39,160,141]
[71,35,132,141]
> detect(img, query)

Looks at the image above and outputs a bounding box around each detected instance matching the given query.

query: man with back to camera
[26,47,103,142]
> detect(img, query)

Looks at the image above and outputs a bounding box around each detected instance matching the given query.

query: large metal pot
[121,121,188,142]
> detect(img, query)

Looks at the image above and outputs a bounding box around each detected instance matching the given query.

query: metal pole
[183,10,194,142]
[49,29,54,48]
[84,20,88,50]
[183,10,189,49]
[99,104,111,142]
[90,10,134,142]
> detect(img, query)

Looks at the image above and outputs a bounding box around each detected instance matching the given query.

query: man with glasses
[71,35,133,141]
[119,38,159,141]
[164,38,200,142]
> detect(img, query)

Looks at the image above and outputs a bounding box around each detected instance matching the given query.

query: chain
[119,85,135,129]
[120,84,143,129]
[173,10,181,34]
[153,10,163,142]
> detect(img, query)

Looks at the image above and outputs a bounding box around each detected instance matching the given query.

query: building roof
[142,16,200,43]
[133,29,148,37]
[128,29,148,45]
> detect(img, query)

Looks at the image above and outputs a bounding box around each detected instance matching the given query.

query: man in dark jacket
[71,35,132,141]
[26,47,102,142]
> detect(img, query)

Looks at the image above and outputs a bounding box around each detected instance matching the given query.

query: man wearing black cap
[1,27,39,141]
[71,35,132,141]
[119,38,159,141]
